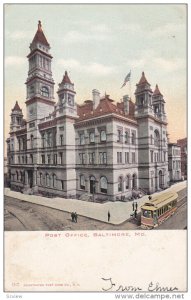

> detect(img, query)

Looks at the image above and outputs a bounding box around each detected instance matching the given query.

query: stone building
[6,21,170,201]
[177,138,187,179]
[168,143,181,182]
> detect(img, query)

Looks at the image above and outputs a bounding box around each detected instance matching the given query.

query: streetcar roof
[141,191,178,210]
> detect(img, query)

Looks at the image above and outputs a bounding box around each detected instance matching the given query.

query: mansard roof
[77,94,136,122]
[153,84,163,96]
[31,20,50,47]
[12,101,22,112]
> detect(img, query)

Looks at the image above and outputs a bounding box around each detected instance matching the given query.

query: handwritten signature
[101,277,178,292]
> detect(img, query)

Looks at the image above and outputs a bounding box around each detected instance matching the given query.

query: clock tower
[25,20,55,122]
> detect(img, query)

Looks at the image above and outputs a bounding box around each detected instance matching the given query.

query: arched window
[126,175,130,189]
[46,173,50,186]
[118,176,123,192]
[132,174,137,189]
[52,174,56,188]
[154,130,160,147]
[100,176,108,194]
[41,86,49,97]
[20,171,23,183]
[80,175,85,190]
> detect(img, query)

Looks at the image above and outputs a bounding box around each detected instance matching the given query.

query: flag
[121,71,131,88]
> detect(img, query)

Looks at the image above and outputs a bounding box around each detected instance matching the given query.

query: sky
[4,4,187,146]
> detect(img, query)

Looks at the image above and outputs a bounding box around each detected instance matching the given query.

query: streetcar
[141,191,178,229]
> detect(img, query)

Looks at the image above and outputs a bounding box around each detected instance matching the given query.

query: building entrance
[28,170,33,188]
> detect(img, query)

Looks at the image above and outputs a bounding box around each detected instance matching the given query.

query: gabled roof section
[31,20,50,47]
[12,101,22,112]
[153,84,163,96]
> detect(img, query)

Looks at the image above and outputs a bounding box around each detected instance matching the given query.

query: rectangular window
[103,152,107,164]
[100,130,106,142]
[89,152,95,164]
[125,152,129,163]
[18,156,20,164]
[79,133,85,145]
[132,152,136,163]
[125,131,129,143]
[22,156,24,164]
[150,150,153,163]
[47,132,51,147]
[54,154,57,165]
[41,155,45,164]
[61,180,64,190]
[59,152,63,164]
[47,154,51,164]
[42,133,45,148]
[79,153,85,164]
[117,152,122,163]
[30,154,33,164]
[60,134,63,146]
[117,129,122,142]
[99,152,107,165]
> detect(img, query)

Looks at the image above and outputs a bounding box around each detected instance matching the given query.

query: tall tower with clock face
[25,20,55,122]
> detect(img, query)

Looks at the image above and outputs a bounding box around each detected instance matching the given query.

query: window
[26,156,28,164]
[118,177,123,192]
[16,171,19,181]
[61,180,64,190]
[22,156,24,164]
[29,122,35,128]
[54,154,57,165]
[30,135,34,149]
[52,174,56,188]
[117,129,122,142]
[132,174,137,189]
[46,174,50,186]
[80,175,85,190]
[41,155,45,164]
[126,176,130,189]
[100,130,106,142]
[100,176,108,194]
[41,86,49,97]
[30,154,33,164]
[40,173,43,185]
[41,133,45,148]
[89,152,95,164]
[59,152,63,164]
[79,133,85,145]
[163,151,166,162]
[150,150,154,163]
[47,154,51,164]
[117,152,122,164]
[125,152,129,164]
[47,132,52,147]
[99,152,107,164]
[89,132,95,143]
[125,131,129,143]
[131,132,136,145]
[79,153,85,164]
[18,156,20,164]
[60,134,64,145]
[132,152,136,163]
[154,130,160,147]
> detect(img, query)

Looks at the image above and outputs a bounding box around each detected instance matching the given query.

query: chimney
[92,89,100,109]
[123,94,130,115]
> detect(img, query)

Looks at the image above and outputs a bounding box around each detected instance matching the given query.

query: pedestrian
[134,209,137,219]
[74,212,78,223]
[132,202,135,211]
[148,195,152,200]
[108,210,110,222]
[135,202,138,210]
[71,212,74,222]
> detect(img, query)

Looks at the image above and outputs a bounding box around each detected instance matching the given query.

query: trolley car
[141,191,178,229]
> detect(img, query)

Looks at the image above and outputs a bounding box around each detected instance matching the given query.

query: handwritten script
[101,277,178,292]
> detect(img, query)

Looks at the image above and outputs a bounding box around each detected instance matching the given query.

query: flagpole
[129,70,132,99]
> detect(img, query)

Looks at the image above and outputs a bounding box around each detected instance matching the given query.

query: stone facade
[168,143,181,182]
[177,138,187,179]
[6,21,171,201]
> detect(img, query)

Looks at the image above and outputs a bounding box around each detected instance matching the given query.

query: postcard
[3,3,187,295]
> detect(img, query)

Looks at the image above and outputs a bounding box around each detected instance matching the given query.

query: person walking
[135,202,138,211]
[134,209,137,219]
[108,211,110,222]
[71,212,74,222]
[132,202,135,211]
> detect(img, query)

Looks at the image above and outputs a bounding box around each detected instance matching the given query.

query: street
[4,187,187,231]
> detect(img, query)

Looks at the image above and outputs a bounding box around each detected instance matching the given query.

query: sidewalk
[4,181,187,225]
